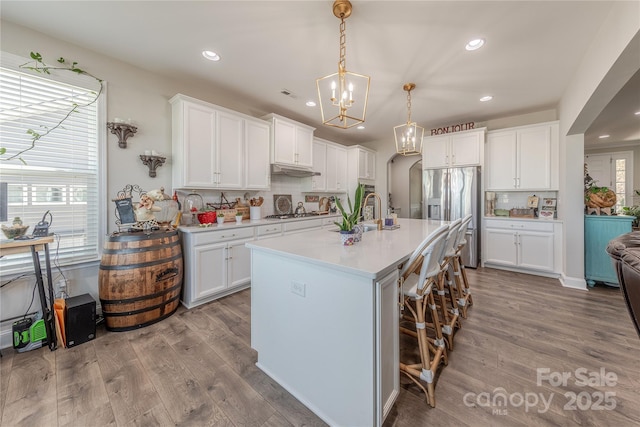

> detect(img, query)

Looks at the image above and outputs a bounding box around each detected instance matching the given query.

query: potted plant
[216,212,225,225]
[235,211,243,224]
[334,184,364,245]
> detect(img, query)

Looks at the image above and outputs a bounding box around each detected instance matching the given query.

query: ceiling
[2,1,637,147]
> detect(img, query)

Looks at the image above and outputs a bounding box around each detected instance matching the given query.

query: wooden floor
[1,267,639,427]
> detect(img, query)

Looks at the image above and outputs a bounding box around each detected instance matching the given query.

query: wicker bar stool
[433,219,463,350]
[452,214,474,318]
[399,224,449,407]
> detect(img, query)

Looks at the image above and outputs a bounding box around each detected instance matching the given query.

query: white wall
[557,2,639,289]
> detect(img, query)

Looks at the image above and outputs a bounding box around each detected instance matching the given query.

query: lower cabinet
[180,216,340,308]
[483,218,561,275]
[584,214,634,287]
[181,227,254,308]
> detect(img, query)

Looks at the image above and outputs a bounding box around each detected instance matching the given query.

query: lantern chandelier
[394,83,424,156]
[316,0,370,129]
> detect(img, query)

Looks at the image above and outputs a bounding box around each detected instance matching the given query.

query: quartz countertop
[246,218,449,279]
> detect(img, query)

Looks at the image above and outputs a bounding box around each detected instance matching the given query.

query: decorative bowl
[2,224,29,239]
[197,210,217,224]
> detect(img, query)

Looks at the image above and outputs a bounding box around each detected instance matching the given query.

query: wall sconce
[107,119,137,148]
[139,153,166,177]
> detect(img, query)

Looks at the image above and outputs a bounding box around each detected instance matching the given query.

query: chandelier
[316,0,370,129]
[394,83,424,156]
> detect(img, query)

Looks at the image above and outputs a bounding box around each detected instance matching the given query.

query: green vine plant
[0,52,103,163]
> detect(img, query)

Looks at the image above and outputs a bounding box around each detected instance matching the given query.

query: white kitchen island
[247,218,448,427]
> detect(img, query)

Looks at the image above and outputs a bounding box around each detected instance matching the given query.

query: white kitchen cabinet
[346,145,376,195]
[422,129,485,169]
[328,143,347,193]
[303,138,348,193]
[180,226,254,308]
[171,95,242,189]
[216,110,244,189]
[483,218,561,275]
[244,119,271,190]
[485,121,559,191]
[309,139,327,192]
[170,94,269,190]
[263,113,314,168]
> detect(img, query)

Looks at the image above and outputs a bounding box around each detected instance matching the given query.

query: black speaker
[65,293,96,348]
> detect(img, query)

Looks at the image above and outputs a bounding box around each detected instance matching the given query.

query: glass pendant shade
[394,122,424,156]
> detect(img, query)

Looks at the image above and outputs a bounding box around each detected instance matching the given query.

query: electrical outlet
[291,281,306,297]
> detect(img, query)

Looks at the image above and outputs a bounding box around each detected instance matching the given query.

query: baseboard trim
[560,274,588,290]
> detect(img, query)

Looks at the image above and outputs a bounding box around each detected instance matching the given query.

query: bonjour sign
[430,122,476,135]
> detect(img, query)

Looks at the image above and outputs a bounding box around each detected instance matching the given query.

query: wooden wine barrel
[99,230,183,331]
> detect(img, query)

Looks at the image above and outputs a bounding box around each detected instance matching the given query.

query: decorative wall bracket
[139,154,166,177]
[107,122,138,148]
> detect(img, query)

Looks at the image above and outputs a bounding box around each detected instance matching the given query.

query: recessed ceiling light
[480,95,493,102]
[202,50,220,61]
[357,125,365,130]
[465,38,485,51]
[635,111,640,115]
[599,134,610,139]
[306,101,316,107]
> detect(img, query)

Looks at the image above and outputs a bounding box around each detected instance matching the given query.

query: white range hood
[271,164,320,178]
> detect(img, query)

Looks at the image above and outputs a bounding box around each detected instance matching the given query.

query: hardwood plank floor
[1,267,639,427]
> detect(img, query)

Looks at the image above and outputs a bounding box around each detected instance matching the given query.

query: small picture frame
[539,206,556,220]
[527,196,539,209]
[543,198,557,208]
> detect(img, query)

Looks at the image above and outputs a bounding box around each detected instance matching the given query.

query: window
[585,152,634,213]
[0,52,106,274]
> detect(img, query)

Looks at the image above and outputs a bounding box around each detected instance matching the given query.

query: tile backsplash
[492,191,558,210]
[174,174,337,219]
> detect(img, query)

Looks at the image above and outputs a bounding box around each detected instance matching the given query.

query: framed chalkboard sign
[115,198,136,225]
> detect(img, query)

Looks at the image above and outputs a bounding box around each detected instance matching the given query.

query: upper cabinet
[262,113,314,168]
[423,129,485,169]
[303,138,347,193]
[348,145,376,181]
[170,94,270,190]
[485,121,559,191]
[244,119,271,190]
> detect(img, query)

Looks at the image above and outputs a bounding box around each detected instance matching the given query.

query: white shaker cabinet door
[183,103,217,187]
[192,242,227,301]
[245,119,271,190]
[272,119,297,165]
[486,132,517,190]
[295,126,314,168]
[484,228,518,266]
[228,238,253,289]
[517,126,551,190]
[217,111,244,188]
[423,135,449,169]
[518,231,554,272]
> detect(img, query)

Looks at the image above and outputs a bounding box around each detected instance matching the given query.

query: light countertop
[246,218,449,279]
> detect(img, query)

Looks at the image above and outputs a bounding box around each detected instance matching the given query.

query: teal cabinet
[584,215,634,287]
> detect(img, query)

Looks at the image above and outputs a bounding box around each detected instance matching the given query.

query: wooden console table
[0,236,57,351]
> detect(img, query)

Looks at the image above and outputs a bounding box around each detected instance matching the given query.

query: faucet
[362,192,383,230]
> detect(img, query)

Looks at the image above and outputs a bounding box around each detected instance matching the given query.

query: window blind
[0,54,104,273]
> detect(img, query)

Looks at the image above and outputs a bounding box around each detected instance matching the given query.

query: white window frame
[0,51,107,274]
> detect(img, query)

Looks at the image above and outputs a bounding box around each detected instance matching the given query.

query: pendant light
[316,0,370,129]
[394,83,424,156]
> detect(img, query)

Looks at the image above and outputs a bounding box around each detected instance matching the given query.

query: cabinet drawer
[193,226,254,245]
[485,219,554,233]
[284,219,323,233]
[256,223,283,237]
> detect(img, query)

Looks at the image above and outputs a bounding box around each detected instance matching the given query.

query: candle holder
[139,154,166,177]
[107,122,138,148]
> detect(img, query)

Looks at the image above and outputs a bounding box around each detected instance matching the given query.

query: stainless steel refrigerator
[423,166,481,268]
